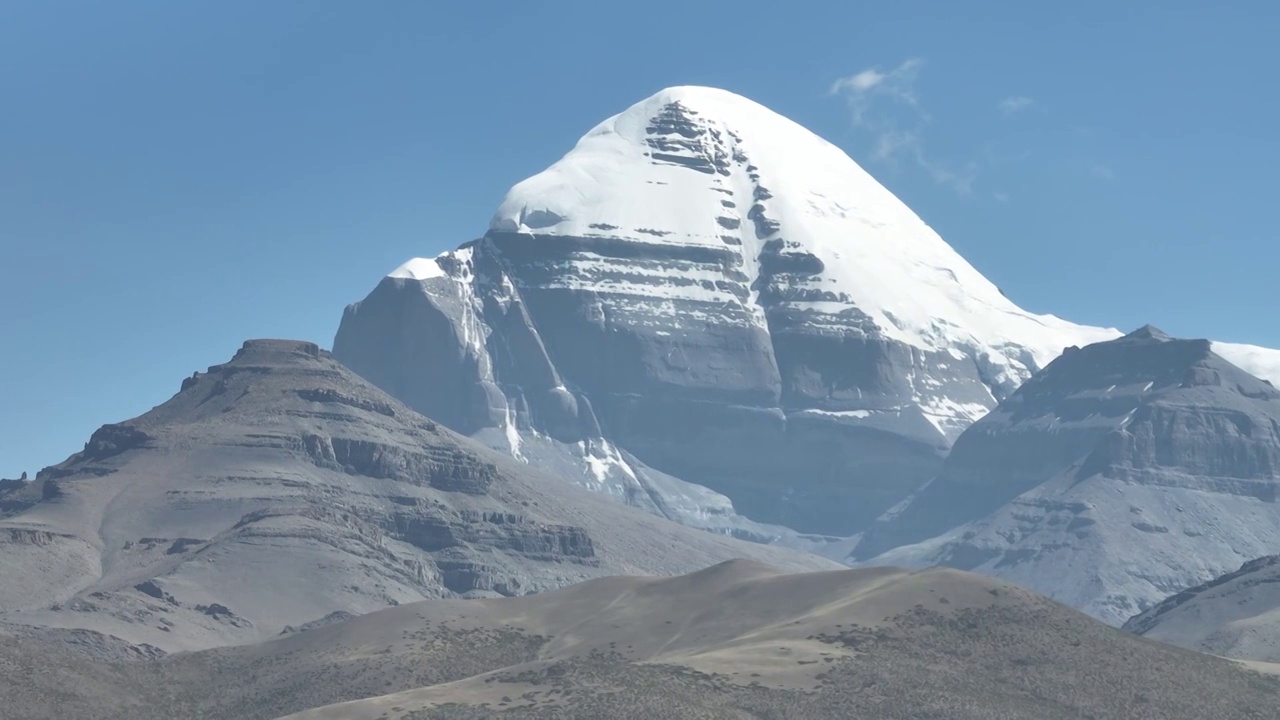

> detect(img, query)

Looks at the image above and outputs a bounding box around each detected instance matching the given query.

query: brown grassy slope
[6,560,1266,720]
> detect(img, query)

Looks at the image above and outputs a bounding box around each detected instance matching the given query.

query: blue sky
[3,0,1278,477]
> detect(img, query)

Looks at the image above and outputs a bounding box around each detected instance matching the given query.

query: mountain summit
[335,86,1280,538]
[486,86,1116,376]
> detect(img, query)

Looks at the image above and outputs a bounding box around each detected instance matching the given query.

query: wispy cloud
[829,59,924,123]
[1090,163,1115,180]
[829,58,975,195]
[831,68,886,93]
[999,96,1034,115]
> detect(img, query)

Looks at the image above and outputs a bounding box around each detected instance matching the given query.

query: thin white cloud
[830,58,976,195]
[1091,163,1115,180]
[994,191,1011,203]
[829,58,925,125]
[999,96,1034,115]
[830,69,885,93]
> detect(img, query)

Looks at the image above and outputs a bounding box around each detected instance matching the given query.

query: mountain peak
[484,86,1118,367]
[629,84,771,112]
[339,87,1279,538]
[231,339,326,362]
[1123,324,1173,342]
[341,87,1124,535]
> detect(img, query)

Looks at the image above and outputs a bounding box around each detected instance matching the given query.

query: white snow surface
[488,85,1120,370]
[390,87,1280,394]
[389,256,447,281]
[1213,341,1280,388]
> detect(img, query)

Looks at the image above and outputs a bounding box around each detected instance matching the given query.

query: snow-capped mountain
[856,326,1280,625]
[335,86,1280,539]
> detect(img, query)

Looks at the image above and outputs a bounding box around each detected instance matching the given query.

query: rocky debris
[133,581,177,605]
[187,603,253,629]
[197,603,234,619]
[165,538,205,554]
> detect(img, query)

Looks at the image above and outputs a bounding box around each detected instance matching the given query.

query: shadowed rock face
[0,339,836,653]
[0,477,40,515]
[858,326,1280,625]
[335,242,955,538]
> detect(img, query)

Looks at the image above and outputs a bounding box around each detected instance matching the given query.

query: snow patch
[581,439,636,485]
[796,409,873,419]
[504,404,524,462]
[388,257,446,281]
[919,398,993,436]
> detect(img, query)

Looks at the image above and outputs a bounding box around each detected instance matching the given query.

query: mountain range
[5,85,1280,717]
[332,85,1280,624]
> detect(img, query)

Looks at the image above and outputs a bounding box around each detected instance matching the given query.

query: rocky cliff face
[334,86,1124,537]
[0,339,835,653]
[858,326,1280,625]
